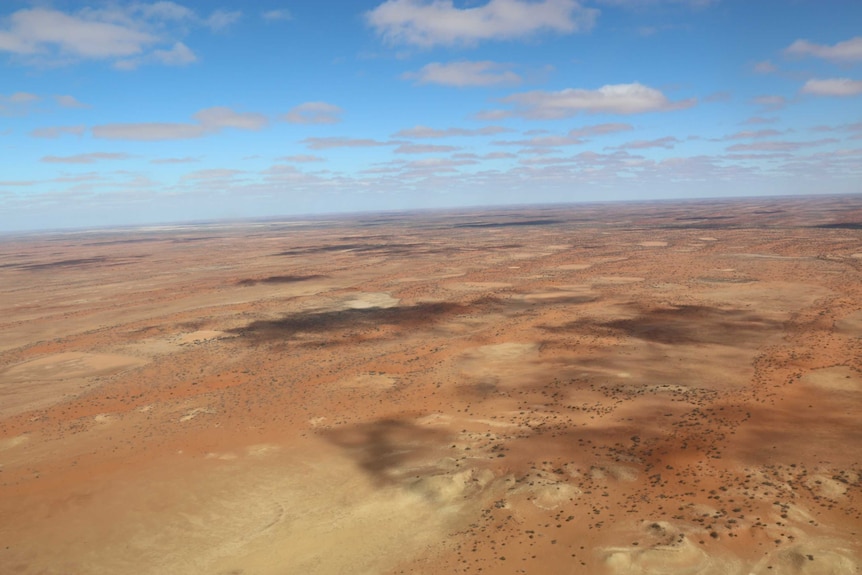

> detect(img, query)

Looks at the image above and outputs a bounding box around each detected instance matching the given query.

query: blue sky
[1,0,861,231]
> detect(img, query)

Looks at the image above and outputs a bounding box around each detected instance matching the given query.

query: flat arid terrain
[2,195,862,575]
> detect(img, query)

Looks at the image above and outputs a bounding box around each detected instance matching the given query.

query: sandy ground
[1,196,861,574]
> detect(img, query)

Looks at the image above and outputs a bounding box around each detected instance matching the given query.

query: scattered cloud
[568,123,633,137]
[183,168,244,180]
[752,60,776,74]
[205,10,242,32]
[741,116,778,125]
[501,83,695,119]
[283,102,343,124]
[785,36,862,63]
[752,95,787,111]
[703,91,732,103]
[152,42,197,66]
[93,106,267,141]
[595,0,718,8]
[41,152,131,164]
[366,0,597,47]
[0,5,230,68]
[801,78,862,97]
[493,134,585,148]
[404,61,521,87]
[262,10,292,22]
[193,106,267,130]
[55,94,88,108]
[392,125,510,138]
[150,156,199,164]
[30,125,86,138]
[280,154,326,163]
[615,136,680,149]
[0,8,155,59]
[726,139,837,153]
[93,122,205,141]
[724,129,782,140]
[301,137,397,150]
[394,143,461,154]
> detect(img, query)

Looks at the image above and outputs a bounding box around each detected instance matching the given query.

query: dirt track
[1,196,861,574]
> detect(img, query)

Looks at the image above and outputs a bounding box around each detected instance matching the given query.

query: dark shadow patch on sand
[321,418,452,486]
[541,304,779,346]
[229,300,494,343]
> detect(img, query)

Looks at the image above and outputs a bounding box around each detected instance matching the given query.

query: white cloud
[568,123,633,137]
[404,61,521,87]
[615,136,680,149]
[801,78,862,97]
[262,10,292,22]
[93,122,205,141]
[302,137,397,150]
[150,156,199,164]
[366,0,597,47]
[6,92,39,103]
[595,0,717,7]
[137,2,195,21]
[0,5,224,67]
[502,83,695,118]
[394,143,461,154]
[55,94,89,108]
[31,125,86,138]
[93,106,267,141]
[284,102,343,124]
[41,152,131,164]
[785,37,862,63]
[724,129,782,140]
[0,8,156,58]
[194,106,268,130]
[280,154,326,163]
[205,10,242,32]
[183,168,244,180]
[726,139,837,153]
[752,60,776,74]
[741,116,778,125]
[752,95,786,111]
[393,125,510,138]
[153,42,197,66]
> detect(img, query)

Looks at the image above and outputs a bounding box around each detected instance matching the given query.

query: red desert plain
[1,195,861,574]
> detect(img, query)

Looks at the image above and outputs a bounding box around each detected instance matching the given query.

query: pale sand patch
[512,287,597,303]
[458,342,550,390]
[509,251,551,260]
[604,538,740,574]
[592,276,645,285]
[530,482,581,510]
[556,263,592,270]
[850,253,862,259]
[179,407,215,422]
[699,237,718,241]
[442,281,511,291]
[2,352,147,382]
[0,434,29,452]
[749,540,859,574]
[342,292,399,309]
[800,366,861,392]
[638,241,668,247]
[0,352,149,417]
[835,310,862,337]
[335,373,397,391]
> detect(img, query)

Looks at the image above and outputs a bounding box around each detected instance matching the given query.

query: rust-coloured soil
[1,196,861,574]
